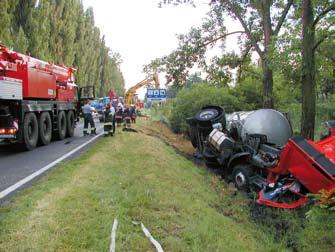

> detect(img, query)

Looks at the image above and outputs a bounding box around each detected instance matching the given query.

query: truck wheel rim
[200,111,216,119]
[235,172,246,187]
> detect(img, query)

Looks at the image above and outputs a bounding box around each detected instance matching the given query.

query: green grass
[0,126,288,252]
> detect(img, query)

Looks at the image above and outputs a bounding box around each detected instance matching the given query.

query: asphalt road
[0,118,103,200]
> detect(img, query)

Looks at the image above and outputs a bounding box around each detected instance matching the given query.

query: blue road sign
[147,89,166,102]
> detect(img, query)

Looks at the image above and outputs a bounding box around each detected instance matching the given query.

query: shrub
[232,76,263,109]
[297,202,335,251]
[168,83,247,133]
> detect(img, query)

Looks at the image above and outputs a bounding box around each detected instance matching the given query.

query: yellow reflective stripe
[103,123,113,126]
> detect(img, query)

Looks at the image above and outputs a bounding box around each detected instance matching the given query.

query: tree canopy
[0,0,125,97]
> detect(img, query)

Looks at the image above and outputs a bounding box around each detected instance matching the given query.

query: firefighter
[115,104,123,127]
[130,105,136,124]
[103,104,115,136]
[82,99,97,136]
[123,106,132,128]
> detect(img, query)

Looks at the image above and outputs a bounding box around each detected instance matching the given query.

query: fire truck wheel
[57,111,67,140]
[232,164,253,191]
[66,110,75,137]
[23,112,39,150]
[38,112,52,145]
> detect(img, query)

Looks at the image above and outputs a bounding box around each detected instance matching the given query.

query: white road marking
[0,133,103,200]
[141,223,164,252]
[109,218,118,252]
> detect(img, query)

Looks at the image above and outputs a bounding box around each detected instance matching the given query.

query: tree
[144,14,241,86]
[12,26,29,53]
[300,0,335,139]
[25,0,52,59]
[48,0,68,63]
[155,0,294,108]
[73,3,88,86]
[0,0,125,96]
[301,0,316,139]
[318,42,335,98]
[0,0,14,45]
[207,1,295,107]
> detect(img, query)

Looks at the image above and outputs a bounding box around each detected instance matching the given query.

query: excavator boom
[124,73,159,106]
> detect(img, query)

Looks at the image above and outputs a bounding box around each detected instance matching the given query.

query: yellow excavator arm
[124,73,160,106]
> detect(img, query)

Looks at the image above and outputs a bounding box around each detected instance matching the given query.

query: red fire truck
[0,44,93,150]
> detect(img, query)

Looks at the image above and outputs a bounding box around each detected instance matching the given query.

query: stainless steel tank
[240,109,292,146]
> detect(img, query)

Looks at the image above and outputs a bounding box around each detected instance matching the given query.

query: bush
[232,76,263,109]
[278,100,335,139]
[297,204,335,251]
[168,83,247,133]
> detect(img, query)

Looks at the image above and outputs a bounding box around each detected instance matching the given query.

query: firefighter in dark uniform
[115,105,123,127]
[82,99,97,135]
[130,105,136,124]
[123,106,132,128]
[103,104,115,136]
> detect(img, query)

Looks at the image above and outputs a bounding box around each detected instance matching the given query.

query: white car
[92,111,99,118]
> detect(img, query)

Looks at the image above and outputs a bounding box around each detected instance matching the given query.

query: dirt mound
[138,120,195,158]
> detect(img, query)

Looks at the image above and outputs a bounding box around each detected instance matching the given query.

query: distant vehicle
[108,89,121,108]
[92,111,99,119]
[91,97,110,122]
[93,90,123,122]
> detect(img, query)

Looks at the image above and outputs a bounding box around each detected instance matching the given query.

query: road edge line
[0,133,103,200]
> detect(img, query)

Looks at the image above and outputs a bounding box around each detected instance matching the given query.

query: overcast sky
[82,0,241,97]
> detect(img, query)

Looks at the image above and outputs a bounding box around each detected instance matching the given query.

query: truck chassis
[0,99,77,150]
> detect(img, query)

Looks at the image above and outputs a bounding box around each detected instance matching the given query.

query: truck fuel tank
[208,129,235,152]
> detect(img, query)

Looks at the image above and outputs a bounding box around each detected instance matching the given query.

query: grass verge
[0,122,288,251]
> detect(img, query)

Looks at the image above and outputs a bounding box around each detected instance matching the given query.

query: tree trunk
[301,0,316,139]
[262,59,274,108]
[260,0,274,108]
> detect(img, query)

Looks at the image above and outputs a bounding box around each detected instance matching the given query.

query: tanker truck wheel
[232,164,253,191]
[57,111,67,140]
[38,112,52,146]
[23,112,39,150]
[195,107,219,121]
[66,110,75,137]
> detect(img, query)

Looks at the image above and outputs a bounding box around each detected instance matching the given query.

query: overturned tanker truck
[187,106,335,209]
